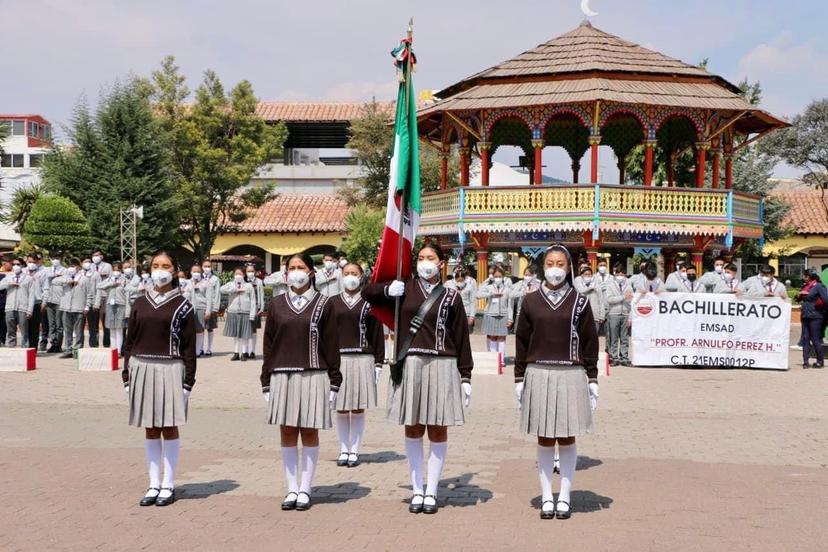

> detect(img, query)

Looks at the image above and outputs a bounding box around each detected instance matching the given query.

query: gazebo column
[476,249,489,285]
[691,250,704,274]
[586,249,599,271]
[479,142,491,186]
[643,140,656,186]
[724,152,734,189]
[532,139,544,185]
[459,146,470,186]
[695,141,710,188]
[571,159,581,184]
[711,147,722,189]
[589,135,601,184]
[439,148,449,190]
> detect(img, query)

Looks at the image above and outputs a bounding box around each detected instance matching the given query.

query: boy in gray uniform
[55,259,95,358]
[0,259,37,347]
[604,263,633,366]
[316,253,342,297]
[43,252,66,352]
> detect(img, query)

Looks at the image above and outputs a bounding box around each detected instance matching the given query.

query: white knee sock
[281,446,299,494]
[385,338,393,361]
[486,339,495,352]
[537,445,556,510]
[405,437,425,497]
[250,333,257,354]
[498,340,506,355]
[240,341,247,355]
[426,441,447,499]
[145,438,162,490]
[196,333,204,353]
[111,328,123,351]
[336,412,351,454]
[206,331,214,352]
[299,446,319,495]
[233,338,240,354]
[558,443,577,509]
[160,438,180,495]
[349,412,365,454]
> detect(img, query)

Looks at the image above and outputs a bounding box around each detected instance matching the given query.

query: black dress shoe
[205,351,213,357]
[281,492,298,510]
[240,354,248,362]
[555,500,571,519]
[197,351,204,357]
[249,353,256,360]
[155,488,176,507]
[59,352,73,359]
[336,453,349,467]
[295,492,312,511]
[540,500,555,520]
[139,488,160,507]
[422,495,438,514]
[408,494,424,514]
[230,353,240,361]
[347,453,360,468]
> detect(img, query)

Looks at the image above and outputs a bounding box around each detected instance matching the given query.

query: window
[43,125,51,140]
[1,154,24,168]
[29,154,44,168]
[29,121,40,137]
[12,120,24,135]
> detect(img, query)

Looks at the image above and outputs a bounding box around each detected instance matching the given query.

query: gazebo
[417,22,786,278]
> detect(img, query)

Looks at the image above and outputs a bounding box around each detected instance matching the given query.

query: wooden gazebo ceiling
[419,22,786,138]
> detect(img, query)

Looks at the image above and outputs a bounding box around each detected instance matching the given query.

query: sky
[2,0,825,180]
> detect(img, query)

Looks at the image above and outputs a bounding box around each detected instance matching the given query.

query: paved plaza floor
[1,326,826,551]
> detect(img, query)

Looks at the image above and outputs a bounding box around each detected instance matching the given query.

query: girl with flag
[514,244,600,520]
[363,243,473,515]
[331,263,384,468]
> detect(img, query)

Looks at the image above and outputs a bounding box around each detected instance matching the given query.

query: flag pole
[392,17,414,366]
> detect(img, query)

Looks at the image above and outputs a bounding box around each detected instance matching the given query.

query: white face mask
[151,270,173,287]
[342,274,361,291]
[679,271,688,281]
[339,259,348,268]
[545,267,567,285]
[246,272,255,280]
[27,263,37,271]
[456,280,466,289]
[524,275,534,283]
[714,265,723,274]
[615,275,626,283]
[191,272,202,281]
[82,262,92,271]
[202,267,212,275]
[597,266,607,275]
[124,268,134,278]
[234,274,244,284]
[92,256,102,265]
[324,260,335,271]
[51,259,61,267]
[288,269,310,290]
[67,267,78,277]
[760,276,771,285]
[111,271,121,278]
[12,265,22,274]
[583,276,593,285]
[417,261,439,280]
[724,273,735,282]
[493,277,503,285]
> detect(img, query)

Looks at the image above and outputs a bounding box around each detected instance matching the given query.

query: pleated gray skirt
[105,303,127,329]
[387,355,465,427]
[335,354,377,411]
[194,308,218,332]
[223,312,252,339]
[519,363,592,438]
[128,357,187,428]
[267,371,332,429]
[482,315,509,336]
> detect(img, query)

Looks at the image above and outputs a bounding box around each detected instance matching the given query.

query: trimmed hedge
[22,194,93,256]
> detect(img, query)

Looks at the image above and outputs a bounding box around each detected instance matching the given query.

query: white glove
[588,382,599,412]
[329,390,338,410]
[515,381,524,406]
[388,280,405,297]
[124,386,130,399]
[461,382,472,407]
[263,392,270,403]
[183,389,191,406]
[374,366,382,385]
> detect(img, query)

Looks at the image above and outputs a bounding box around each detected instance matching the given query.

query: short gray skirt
[267,371,332,429]
[482,315,509,336]
[128,357,187,428]
[195,308,218,332]
[519,363,592,438]
[387,355,465,427]
[223,312,252,339]
[105,303,127,329]
[335,354,377,411]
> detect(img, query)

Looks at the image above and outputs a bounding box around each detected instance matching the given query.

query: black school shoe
[422,495,439,514]
[336,453,349,467]
[230,353,240,361]
[155,488,175,507]
[281,492,298,510]
[139,487,160,507]
[540,500,555,520]
[295,492,312,511]
[555,500,571,519]
[408,494,424,514]
[240,354,247,362]
[248,353,256,360]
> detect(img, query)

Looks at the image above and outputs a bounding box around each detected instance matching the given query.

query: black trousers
[86,308,111,348]
[27,303,42,348]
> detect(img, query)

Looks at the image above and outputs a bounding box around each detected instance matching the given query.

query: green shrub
[22,195,92,256]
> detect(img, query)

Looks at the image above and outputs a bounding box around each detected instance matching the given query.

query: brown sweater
[260,291,342,392]
[122,289,197,390]
[514,285,599,383]
[331,293,385,366]
[362,278,473,382]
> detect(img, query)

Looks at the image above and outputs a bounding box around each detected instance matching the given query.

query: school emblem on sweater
[635,296,656,317]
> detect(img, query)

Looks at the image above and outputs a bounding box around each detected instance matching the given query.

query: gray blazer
[221,281,257,318]
[604,277,632,317]
[54,272,95,313]
[477,281,512,317]
[0,273,37,314]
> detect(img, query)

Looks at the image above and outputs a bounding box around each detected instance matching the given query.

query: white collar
[342,291,361,306]
[288,287,316,301]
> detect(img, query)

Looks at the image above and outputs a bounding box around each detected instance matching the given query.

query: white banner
[631,292,791,370]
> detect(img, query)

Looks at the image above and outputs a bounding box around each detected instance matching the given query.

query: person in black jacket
[797,269,828,368]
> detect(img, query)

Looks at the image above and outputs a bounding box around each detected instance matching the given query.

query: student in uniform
[316,253,342,297]
[261,252,341,512]
[176,271,189,295]
[0,259,36,347]
[264,268,289,297]
[26,253,48,350]
[43,251,65,353]
[713,263,741,293]
[120,260,139,356]
[510,266,541,329]
[699,256,727,293]
[97,262,129,358]
[630,261,664,294]
[0,258,9,346]
[604,263,633,366]
[515,244,599,520]
[627,260,649,293]
[363,242,473,515]
[123,251,196,507]
[221,267,257,361]
[331,262,384,468]
[478,265,512,358]
[664,258,686,292]
[247,263,265,360]
[680,265,705,293]
[54,259,94,358]
[185,265,213,358]
[200,260,221,356]
[573,266,606,333]
[444,268,477,332]
[740,265,787,299]
[88,250,113,348]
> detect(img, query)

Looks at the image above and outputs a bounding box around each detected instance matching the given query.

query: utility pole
[120,204,143,263]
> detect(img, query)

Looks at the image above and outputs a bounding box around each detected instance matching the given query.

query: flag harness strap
[390,282,444,385]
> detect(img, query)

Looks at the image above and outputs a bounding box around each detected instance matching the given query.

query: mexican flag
[371,36,421,329]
